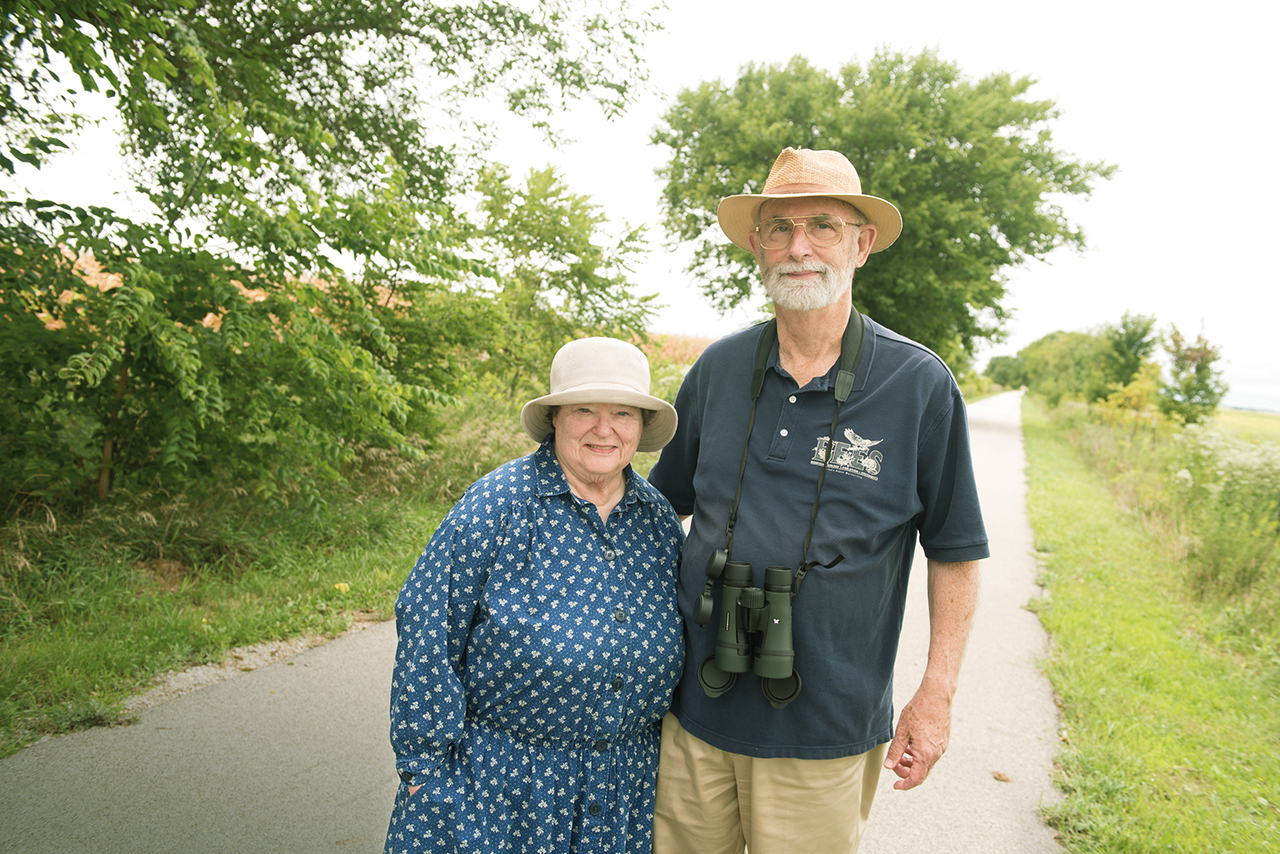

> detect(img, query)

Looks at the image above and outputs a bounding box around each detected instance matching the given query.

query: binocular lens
[761,671,802,710]
[700,563,802,709]
[705,548,727,580]
[696,656,736,697]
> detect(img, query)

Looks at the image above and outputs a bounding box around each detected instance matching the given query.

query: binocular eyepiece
[696,560,802,709]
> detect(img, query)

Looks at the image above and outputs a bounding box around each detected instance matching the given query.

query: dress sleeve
[388,489,502,783]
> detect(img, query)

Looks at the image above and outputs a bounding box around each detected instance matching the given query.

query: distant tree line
[984,312,1228,422]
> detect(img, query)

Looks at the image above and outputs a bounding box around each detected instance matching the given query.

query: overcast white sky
[484,0,1280,411]
[13,0,1279,410]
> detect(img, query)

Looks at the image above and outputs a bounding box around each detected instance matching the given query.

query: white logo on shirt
[811,428,883,480]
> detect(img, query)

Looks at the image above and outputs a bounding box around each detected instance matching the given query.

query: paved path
[860,390,1063,853]
[0,390,1061,853]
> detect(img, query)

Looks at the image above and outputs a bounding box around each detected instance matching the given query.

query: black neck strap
[722,306,865,594]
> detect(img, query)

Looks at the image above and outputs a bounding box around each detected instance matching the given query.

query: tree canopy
[1,0,660,515]
[1160,326,1228,424]
[651,49,1115,368]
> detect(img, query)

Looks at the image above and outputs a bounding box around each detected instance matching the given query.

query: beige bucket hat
[521,337,678,453]
[717,147,903,254]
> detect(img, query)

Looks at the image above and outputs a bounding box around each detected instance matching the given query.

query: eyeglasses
[754,216,864,250]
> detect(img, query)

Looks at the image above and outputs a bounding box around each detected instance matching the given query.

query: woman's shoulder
[450,451,542,517]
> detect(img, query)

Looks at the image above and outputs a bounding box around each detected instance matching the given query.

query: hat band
[549,380,648,396]
[765,182,860,195]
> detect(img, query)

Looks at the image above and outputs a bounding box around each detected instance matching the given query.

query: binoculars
[695,557,803,709]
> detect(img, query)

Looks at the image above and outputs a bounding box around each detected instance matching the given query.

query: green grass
[0,372,679,759]
[0,392,543,758]
[1212,407,1280,444]
[0,491,450,757]
[1022,397,1280,851]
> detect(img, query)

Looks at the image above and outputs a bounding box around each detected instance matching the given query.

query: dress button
[612,677,624,692]
[593,739,610,750]
[589,802,603,816]
[603,549,616,560]
[614,608,627,622]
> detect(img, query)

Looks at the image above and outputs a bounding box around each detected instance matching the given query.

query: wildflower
[334,582,350,593]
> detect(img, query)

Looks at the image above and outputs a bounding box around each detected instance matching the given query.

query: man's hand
[883,687,952,790]
[884,557,980,790]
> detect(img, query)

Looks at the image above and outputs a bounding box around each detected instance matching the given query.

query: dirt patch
[135,558,189,592]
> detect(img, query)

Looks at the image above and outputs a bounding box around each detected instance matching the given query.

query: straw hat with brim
[717,147,903,255]
[521,337,678,453]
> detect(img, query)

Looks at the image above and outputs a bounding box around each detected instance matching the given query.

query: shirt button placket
[583,740,612,830]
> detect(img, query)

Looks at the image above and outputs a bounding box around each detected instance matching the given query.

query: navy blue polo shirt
[648,316,989,759]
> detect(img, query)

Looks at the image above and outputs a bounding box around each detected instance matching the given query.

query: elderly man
[648,147,988,854]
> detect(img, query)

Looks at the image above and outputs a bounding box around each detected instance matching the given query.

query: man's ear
[854,224,878,267]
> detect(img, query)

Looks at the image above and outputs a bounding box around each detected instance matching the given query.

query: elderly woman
[385,337,685,854]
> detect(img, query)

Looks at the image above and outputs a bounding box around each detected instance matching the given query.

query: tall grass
[0,396,539,757]
[1058,401,1280,657]
[0,482,451,756]
[1024,397,1280,851]
[1213,408,1280,445]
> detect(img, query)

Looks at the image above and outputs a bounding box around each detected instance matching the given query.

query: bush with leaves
[1158,325,1228,425]
[1,0,660,518]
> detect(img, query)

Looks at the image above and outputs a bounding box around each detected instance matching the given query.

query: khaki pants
[652,713,886,854]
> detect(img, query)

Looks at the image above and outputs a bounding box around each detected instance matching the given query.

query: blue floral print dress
[385,438,685,853]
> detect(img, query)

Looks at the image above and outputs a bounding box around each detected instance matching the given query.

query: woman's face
[551,403,644,488]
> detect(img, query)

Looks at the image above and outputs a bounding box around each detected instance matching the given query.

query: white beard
[760,256,856,312]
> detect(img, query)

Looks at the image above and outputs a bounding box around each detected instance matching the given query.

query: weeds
[1026,397,1280,851]
[0,456,452,757]
[1053,401,1280,649]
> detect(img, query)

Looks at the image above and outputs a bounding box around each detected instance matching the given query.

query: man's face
[750,197,877,312]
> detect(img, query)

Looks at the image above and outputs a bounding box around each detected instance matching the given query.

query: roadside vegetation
[1021,397,1279,851]
[0,338,698,758]
[988,310,1277,849]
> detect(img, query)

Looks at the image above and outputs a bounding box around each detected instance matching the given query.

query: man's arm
[883,558,981,790]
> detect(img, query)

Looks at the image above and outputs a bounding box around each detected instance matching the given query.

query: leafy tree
[651,49,1115,368]
[1098,311,1158,390]
[470,164,656,398]
[0,0,659,514]
[1018,330,1112,407]
[983,354,1026,388]
[1011,317,1226,423]
[1159,325,1228,424]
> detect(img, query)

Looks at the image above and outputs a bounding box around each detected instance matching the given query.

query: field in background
[1213,407,1280,444]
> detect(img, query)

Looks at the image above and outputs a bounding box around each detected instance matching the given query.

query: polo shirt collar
[764,319,875,395]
